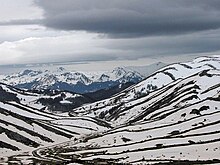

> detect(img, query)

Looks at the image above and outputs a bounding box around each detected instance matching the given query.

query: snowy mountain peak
[18,69,42,77]
[57,66,66,72]
[98,74,110,82]
[112,67,127,77]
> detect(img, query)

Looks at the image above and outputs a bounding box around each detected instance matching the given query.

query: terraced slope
[0,84,110,160]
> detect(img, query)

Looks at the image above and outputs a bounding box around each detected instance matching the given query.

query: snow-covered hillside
[0,83,110,159]
[0,82,95,113]
[0,56,220,164]
[126,55,220,98]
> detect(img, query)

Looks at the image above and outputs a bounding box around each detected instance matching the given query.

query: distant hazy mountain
[0,63,165,94]
[125,62,166,77]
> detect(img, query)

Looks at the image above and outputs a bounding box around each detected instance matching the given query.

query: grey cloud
[0,19,42,26]
[1,28,220,66]
[100,29,220,58]
[34,0,220,37]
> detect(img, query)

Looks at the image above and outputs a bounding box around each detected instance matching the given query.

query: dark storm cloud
[34,0,220,37]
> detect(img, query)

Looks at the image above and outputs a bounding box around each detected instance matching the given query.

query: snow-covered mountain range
[0,56,220,164]
[0,62,166,94]
[0,67,141,94]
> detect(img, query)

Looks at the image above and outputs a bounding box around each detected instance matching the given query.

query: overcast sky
[0,0,220,69]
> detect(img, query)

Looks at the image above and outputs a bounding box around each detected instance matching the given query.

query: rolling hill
[0,55,219,164]
[0,83,111,163]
